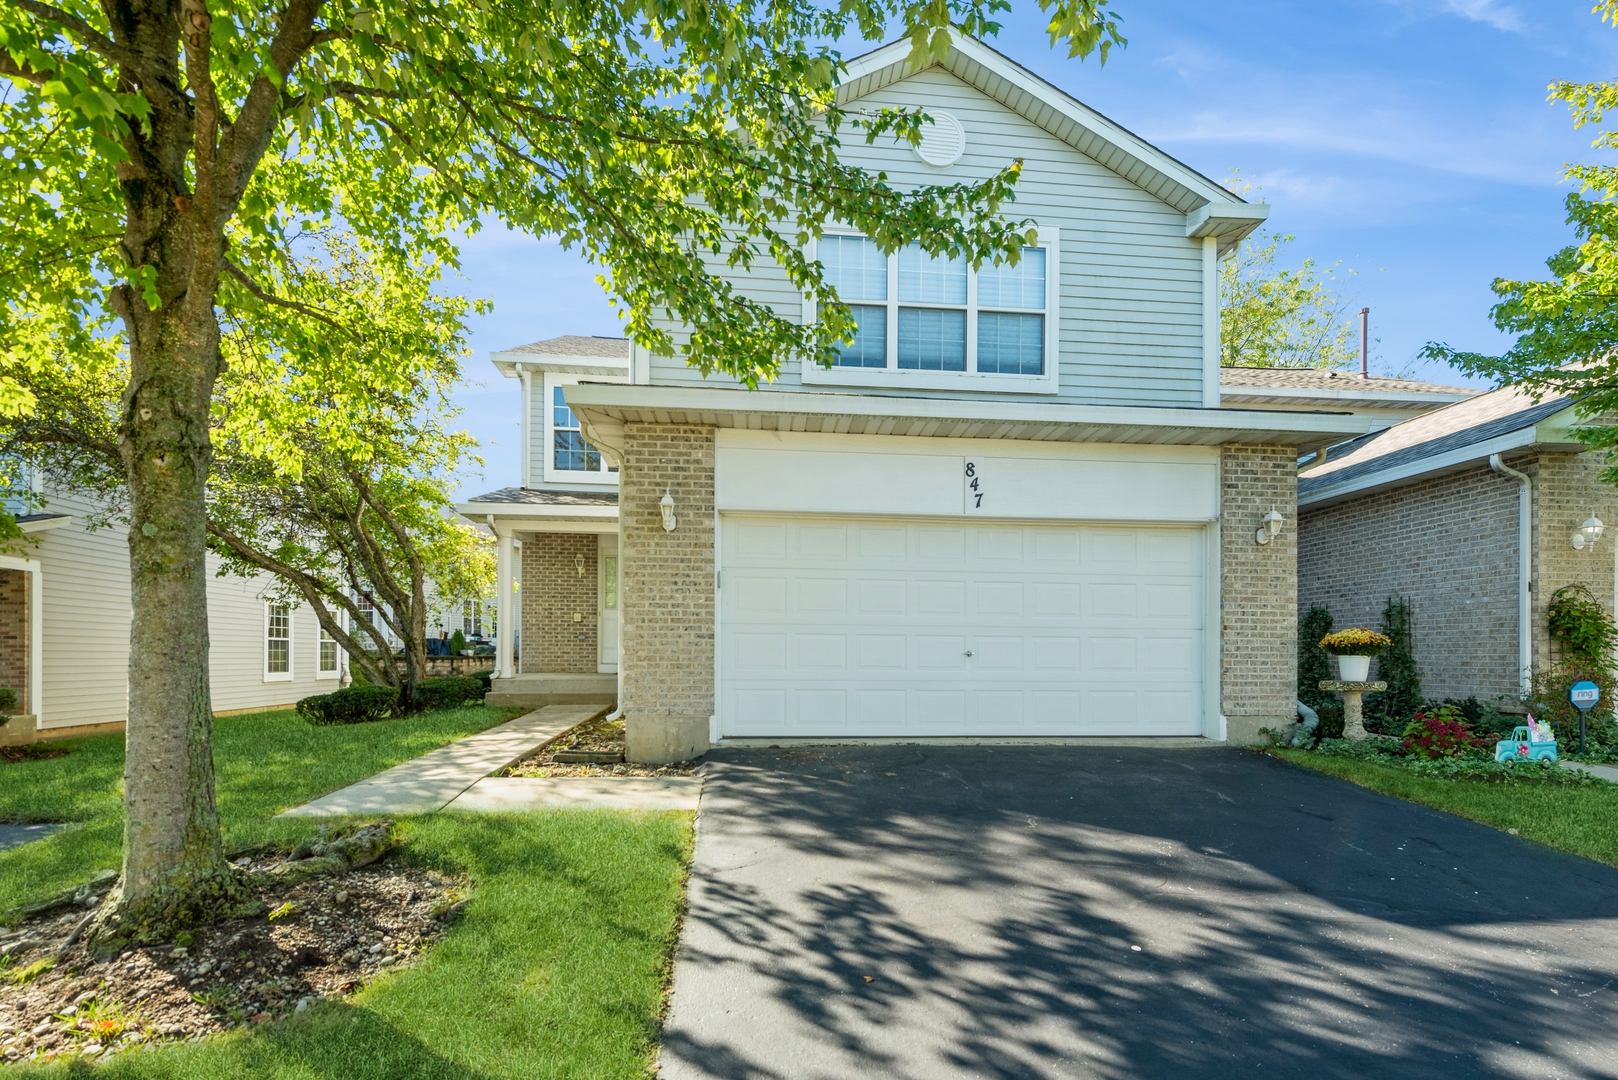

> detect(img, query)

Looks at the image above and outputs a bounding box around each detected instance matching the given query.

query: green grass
[0,704,524,915]
[12,810,695,1080]
[1271,748,1618,866]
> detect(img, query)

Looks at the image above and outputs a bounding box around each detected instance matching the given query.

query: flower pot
[1335,654,1372,682]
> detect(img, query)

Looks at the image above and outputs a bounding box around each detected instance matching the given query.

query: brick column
[0,569,27,715]
[1221,444,1298,743]
[520,533,599,673]
[620,424,715,763]
[1531,451,1617,676]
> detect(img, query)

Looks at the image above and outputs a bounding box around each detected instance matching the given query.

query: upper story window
[541,373,618,484]
[804,227,1059,395]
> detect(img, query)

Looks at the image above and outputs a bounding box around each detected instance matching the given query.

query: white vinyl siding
[31,489,330,728]
[646,66,1206,406]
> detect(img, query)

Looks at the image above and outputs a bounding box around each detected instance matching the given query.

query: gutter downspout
[1490,454,1532,696]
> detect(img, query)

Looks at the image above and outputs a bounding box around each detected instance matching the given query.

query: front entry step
[486,673,616,710]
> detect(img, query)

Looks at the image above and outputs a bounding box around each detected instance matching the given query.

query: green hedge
[416,675,486,711]
[297,684,400,725]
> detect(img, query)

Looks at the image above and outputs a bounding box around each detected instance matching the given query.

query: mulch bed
[501,715,695,778]
[0,745,70,764]
[0,856,464,1067]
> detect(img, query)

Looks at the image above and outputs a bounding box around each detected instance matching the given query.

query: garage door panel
[720,517,1204,737]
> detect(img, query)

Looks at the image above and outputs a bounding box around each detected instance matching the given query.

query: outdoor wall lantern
[574,553,585,577]
[1572,512,1606,552]
[659,489,678,532]
[1255,507,1285,547]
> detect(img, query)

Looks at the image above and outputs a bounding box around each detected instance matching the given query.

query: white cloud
[1393,0,1526,33]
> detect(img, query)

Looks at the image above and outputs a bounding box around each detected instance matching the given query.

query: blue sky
[446,0,1618,498]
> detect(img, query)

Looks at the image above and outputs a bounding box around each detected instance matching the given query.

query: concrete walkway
[280,704,607,817]
[0,823,63,852]
[1560,758,1618,783]
[447,776,703,812]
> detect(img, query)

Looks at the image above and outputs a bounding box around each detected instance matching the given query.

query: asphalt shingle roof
[1219,367,1473,395]
[499,335,629,358]
[462,487,619,506]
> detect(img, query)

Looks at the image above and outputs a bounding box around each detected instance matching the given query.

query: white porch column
[494,527,514,680]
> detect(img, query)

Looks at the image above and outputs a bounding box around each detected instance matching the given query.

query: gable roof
[490,335,630,378]
[1297,383,1581,506]
[838,32,1267,252]
[499,335,628,359]
[1220,368,1471,395]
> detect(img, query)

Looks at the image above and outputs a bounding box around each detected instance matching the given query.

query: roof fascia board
[564,384,1371,446]
[1299,427,1545,508]
[491,352,630,379]
[17,514,69,534]
[1221,386,1477,407]
[455,501,618,520]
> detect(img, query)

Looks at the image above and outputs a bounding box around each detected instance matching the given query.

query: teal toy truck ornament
[1496,715,1558,764]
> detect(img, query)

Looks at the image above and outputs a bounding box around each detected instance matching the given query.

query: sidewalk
[280,704,607,817]
[1558,759,1618,783]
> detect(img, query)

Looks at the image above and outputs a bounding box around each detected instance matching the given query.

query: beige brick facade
[1298,449,1617,706]
[1298,462,1520,702]
[620,424,715,762]
[1220,444,1299,743]
[520,533,599,673]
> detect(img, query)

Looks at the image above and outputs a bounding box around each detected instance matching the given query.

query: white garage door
[718,516,1206,738]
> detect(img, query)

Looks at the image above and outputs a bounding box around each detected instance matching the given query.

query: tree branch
[221,258,342,328]
[7,0,158,85]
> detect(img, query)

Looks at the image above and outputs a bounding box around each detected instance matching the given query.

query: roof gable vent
[913,111,965,168]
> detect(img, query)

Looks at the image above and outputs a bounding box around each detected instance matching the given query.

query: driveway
[659,746,1618,1080]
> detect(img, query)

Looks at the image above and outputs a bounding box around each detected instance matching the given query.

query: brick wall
[1221,445,1298,742]
[1298,462,1520,703]
[620,424,715,760]
[1531,451,1617,675]
[0,569,25,712]
[520,533,599,673]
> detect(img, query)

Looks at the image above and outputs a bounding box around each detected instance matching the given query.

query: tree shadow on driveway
[660,746,1618,1080]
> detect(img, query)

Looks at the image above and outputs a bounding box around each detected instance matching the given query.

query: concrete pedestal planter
[1335,655,1372,682]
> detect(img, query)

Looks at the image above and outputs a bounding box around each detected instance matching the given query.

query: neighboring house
[0,484,342,745]
[1297,383,1611,706]
[1218,368,1476,431]
[471,31,1388,758]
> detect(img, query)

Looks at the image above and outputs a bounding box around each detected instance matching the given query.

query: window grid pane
[897,308,966,371]
[820,236,887,302]
[267,605,290,674]
[554,430,601,471]
[319,628,338,673]
[977,248,1046,310]
[834,305,888,368]
[553,385,578,431]
[897,245,967,305]
[977,313,1045,375]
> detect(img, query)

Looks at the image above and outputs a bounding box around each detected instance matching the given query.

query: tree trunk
[100,252,252,943]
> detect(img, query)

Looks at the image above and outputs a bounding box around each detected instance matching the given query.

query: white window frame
[801,225,1060,394]
[542,372,619,486]
[264,602,293,682]
[316,621,340,680]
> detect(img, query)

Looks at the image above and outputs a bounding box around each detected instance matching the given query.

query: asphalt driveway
[659,746,1618,1080]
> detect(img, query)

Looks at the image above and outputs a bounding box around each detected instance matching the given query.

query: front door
[598,533,620,672]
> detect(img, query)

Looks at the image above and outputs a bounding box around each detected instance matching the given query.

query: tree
[1420,2,1618,437]
[1221,229,1362,369]
[0,0,1129,935]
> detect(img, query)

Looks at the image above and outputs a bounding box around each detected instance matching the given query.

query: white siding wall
[648,66,1206,407]
[33,491,330,730]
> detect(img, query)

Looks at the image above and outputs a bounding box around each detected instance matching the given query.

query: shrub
[1400,706,1490,759]
[1547,583,1618,666]
[449,629,468,655]
[297,684,400,726]
[1318,628,1391,656]
[415,675,484,712]
[1528,661,1618,752]
[1367,595,1422,734]
[0,687,17,714]
[1314,701,1345,741]
[472,669,493,693]
[1299,606,1334,714]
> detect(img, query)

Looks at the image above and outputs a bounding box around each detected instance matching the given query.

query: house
[1297,382,1612,705]
[471,32,1390,758]
[0,484,345,745]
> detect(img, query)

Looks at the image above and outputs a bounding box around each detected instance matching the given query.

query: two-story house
[465,32,1379,760]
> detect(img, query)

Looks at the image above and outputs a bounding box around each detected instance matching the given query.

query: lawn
[0,703,525,916]
[10,811,694,1080]
[1270,748,1618,866]
[2,706,697,1078]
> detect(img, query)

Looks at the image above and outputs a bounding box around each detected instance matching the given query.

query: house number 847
[965,461,984,509]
